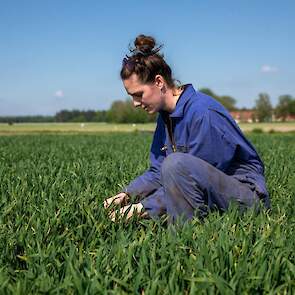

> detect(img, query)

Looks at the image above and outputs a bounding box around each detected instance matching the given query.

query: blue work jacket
[124,84,270,207]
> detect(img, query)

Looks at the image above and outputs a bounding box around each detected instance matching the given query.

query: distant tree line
[0,115,55,124]
[55,99,156,123]
[1,89,294,123]
[55,110,108,123]
[254,93,295,122]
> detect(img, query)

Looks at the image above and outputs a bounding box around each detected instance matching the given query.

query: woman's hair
[120,34,176,88]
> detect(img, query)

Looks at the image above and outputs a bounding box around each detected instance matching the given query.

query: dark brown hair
[120,34,176,88]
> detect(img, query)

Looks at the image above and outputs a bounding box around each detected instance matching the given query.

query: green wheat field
[0,132,294,294]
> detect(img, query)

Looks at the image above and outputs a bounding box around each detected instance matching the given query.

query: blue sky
[0,0,294,116]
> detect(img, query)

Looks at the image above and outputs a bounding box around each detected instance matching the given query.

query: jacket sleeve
[123,116,166,198]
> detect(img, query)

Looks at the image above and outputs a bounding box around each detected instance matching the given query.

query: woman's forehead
[123,74,146,94]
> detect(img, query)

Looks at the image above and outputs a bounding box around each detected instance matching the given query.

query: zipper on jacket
[167,116,177,152]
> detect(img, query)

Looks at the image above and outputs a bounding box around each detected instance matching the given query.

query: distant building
[230,110,256,123]
[231,110,295,123]
[275,114,295,122]
[285,114,295,121]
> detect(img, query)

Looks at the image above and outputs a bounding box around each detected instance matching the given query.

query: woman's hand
[109,202,148,222]
[103,192,129,209]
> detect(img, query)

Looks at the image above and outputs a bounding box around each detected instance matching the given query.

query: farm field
[0,123,156,134]
[0,121,295,134]
[0,133,295,294]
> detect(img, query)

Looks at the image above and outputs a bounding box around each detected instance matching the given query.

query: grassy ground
[0,123,156,134]
[0,121,295,134]
[0,132,294,293]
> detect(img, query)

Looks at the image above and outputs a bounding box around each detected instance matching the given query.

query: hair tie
[127,44,163,57]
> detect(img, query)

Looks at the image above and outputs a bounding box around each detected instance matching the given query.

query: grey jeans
[141,152,261,223]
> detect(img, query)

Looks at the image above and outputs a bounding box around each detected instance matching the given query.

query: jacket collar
[160,84,196,119]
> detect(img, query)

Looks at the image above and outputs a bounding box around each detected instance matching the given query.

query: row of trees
[54,90,294,123]
[55,100,156,123]
[0,115,55,123]
[200,88,295,122]
[1,89,294,123]
[255,94,295,122]
[55,110,108,123]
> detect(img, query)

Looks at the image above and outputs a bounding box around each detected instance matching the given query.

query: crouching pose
[104,34,270,223]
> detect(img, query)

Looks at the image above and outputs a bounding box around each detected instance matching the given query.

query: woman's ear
[154,74,165,89]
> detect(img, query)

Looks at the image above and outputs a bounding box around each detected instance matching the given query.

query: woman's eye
[133,94,142,100]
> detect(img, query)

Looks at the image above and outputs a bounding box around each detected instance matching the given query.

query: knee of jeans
[161,153,207,186]
[161,152,188,178]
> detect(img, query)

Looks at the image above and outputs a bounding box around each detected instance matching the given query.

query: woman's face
[123,73,164,114]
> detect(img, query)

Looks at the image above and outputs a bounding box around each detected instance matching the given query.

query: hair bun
[134,34,156,54]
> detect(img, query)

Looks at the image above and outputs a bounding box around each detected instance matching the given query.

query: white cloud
[260,65,278,73]
[54,90,64,98]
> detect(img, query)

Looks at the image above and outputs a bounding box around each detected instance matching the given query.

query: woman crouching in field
[103,34,270,224]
